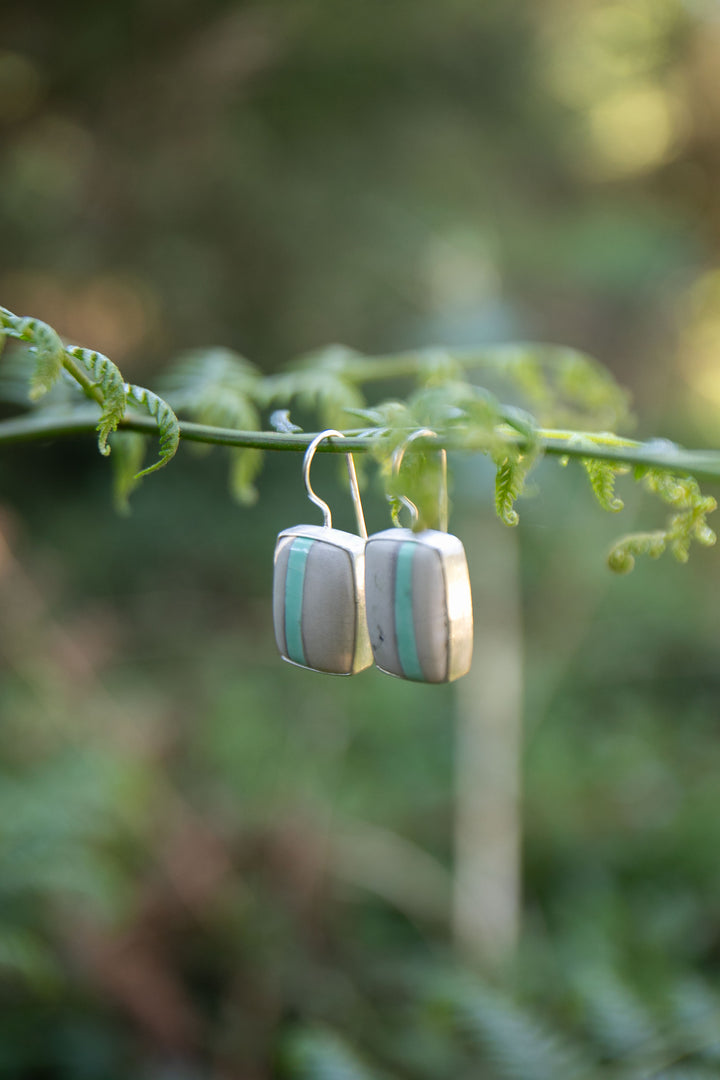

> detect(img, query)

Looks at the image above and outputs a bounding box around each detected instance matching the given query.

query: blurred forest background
[3,1,720,1077]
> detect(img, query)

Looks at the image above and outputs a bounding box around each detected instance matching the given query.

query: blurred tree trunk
[453,514,522,968]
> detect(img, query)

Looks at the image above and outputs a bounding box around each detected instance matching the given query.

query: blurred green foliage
[3,0,720,1077]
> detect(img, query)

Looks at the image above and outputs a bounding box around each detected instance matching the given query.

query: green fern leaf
[298,343,367,373]
[125,383,180,476]
[494,455,523,526]
[161,347,260,417]
[670,978,720,1065]
[416,347,464,385]
[406,380,504,445]
[160,347,263,499]
[65,346,128,456]
[434,978,592,1080]
[503,349,551,412]
[575,968,661,1059]
[0,343,46,405]
[264,368,365,430]
[554,347,633,432]
[0,308,65,400]
[28,319,65,400]
[490,421,543,526]
[608,530,666,574]
[478,343,631,431]
[284,1027,385,1080]
[229,447,263,505]
[582,458,625,512]
[608,469,717,573]
[109,431,147,513]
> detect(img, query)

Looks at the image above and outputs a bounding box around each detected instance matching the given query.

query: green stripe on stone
[394,541,424,681]
[285,536,313,666]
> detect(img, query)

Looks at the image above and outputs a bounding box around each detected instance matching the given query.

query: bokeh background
[3,1,720,1077]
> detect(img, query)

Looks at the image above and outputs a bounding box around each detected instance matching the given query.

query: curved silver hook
[303,430,367,539]
[391,428,448,532]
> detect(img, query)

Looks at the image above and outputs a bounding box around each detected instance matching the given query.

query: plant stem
[61,353,105,406]
[1,406,720,480]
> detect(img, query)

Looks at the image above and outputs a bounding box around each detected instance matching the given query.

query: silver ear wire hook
[303,429,368,539]
[391,428,449,532]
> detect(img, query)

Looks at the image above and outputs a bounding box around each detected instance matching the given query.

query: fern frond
[407,380,505,444]
[161,346,260,418]
[283,1027,385,1080]
[0,308,64,400]
[501,349,552,414]
[493,450,539,527]
[65,346,127,455]
[229,447,263,505]
[368,414,448,531]
[668,979,720,1066]
[28,320,65,399]
[362,383,517,528]
[0,342,50,406]
[286,339,630,431]
[477,344,632,432]
[160,347,263,499]
[1,308,131,455]
[495,455,522,526]
[671,978,720,1042]
[554,347,633,432]
[109,431,147,513]
[297,343,367,374]
[416,347,465,386]
[263,367,365,430]
[1,305,181,506]
[608,469,716,573]
[646,471,717,563]
[432,978,592,1080]
[575,968,661,1059]
[607,531,667,574]
[357,381,540,530]
[582,458,626,512]
[124,383,180,476]
[355,401,412,437]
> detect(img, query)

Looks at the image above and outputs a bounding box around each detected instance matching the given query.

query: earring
[273,430,372,675]
[364,429,473,683]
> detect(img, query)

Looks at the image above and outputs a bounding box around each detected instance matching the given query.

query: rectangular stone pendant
[273,524,372,675]
[365,528,473,683]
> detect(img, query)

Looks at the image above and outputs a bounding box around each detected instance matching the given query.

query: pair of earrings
[272,430,473,683]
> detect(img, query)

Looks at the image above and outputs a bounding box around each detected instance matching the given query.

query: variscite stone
[364,528,473,683]
[273,524,372,675]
